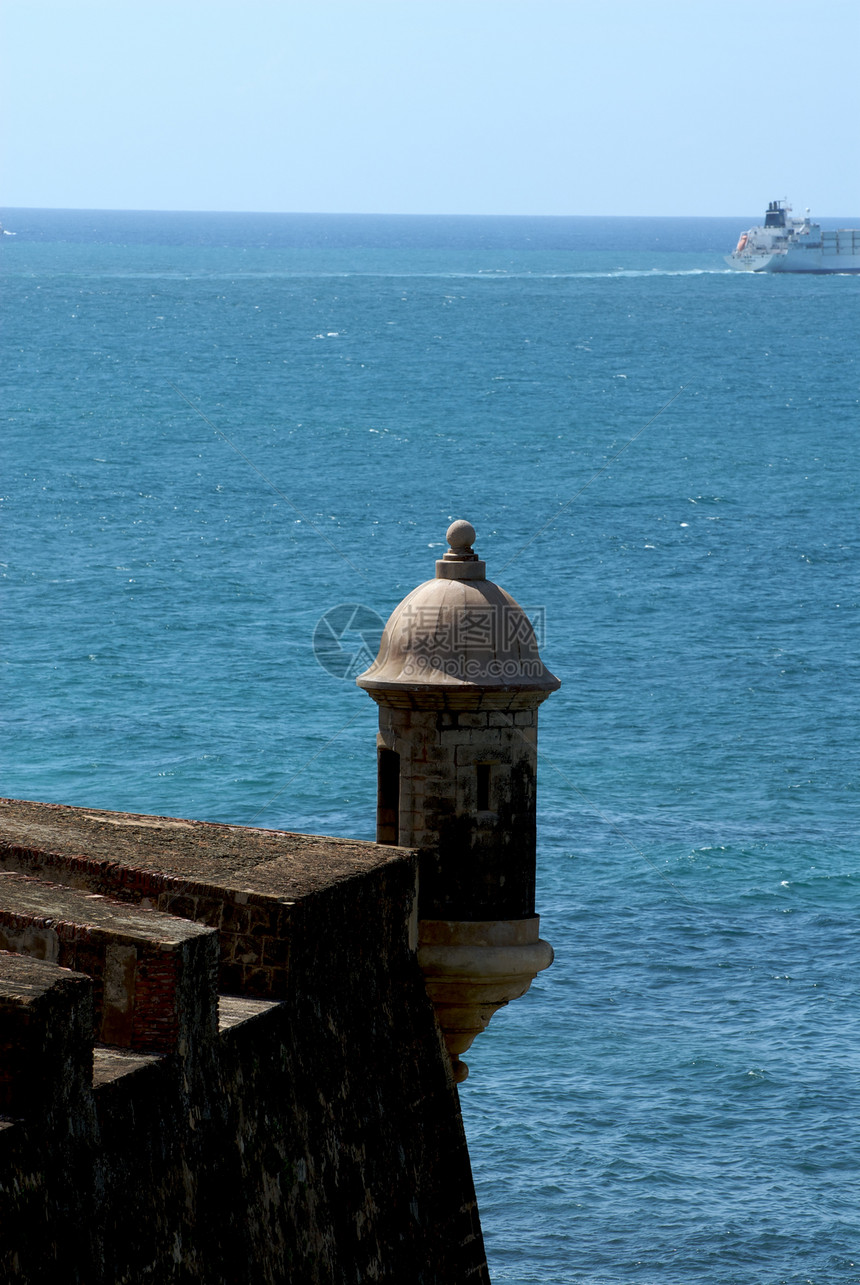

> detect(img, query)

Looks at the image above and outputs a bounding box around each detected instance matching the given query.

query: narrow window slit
[476,763,492,813]
[377,749,400,844]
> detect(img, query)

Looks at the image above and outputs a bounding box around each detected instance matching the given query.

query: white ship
[726,200,860,273]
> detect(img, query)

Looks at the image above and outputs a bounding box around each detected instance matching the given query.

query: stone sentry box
[357,520,559,1081]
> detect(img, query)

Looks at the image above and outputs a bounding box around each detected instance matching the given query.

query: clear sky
[2,0,858,216]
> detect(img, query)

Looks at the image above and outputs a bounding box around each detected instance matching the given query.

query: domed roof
[356,521,560,699]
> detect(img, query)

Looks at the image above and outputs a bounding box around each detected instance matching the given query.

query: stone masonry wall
[0,872,218,1052]
[0,844,298,999]
[0,799,490,1285]
[377,703,540,919]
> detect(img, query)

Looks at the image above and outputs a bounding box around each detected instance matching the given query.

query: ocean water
[2,209,858,1284]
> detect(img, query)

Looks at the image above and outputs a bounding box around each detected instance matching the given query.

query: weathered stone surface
[0,871,217,1052]
[0,797,414,1001]
[0,796,408,893]
[377,705,542,920]
[0,951,94,1117]
[0,800,489,1285]
[0,952,99,1273]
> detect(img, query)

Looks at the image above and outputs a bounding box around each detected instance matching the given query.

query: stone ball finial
[438,519,483,576]
[446,520,476,556]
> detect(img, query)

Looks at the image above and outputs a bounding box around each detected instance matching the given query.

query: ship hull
[726,254,860,274]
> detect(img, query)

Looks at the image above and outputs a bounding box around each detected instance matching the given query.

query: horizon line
[5,204,855,219]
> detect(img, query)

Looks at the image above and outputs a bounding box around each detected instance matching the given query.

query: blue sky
[2,0,858,216]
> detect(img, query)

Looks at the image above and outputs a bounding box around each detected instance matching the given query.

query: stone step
[0,872,218,1053]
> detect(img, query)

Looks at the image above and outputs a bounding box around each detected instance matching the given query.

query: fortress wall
[0,843,297,998]
[0,800,490,1285]
[0,872,219,1052]
[0,953,100,1272]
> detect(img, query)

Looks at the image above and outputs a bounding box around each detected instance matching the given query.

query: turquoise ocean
[2,208,858,1284]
